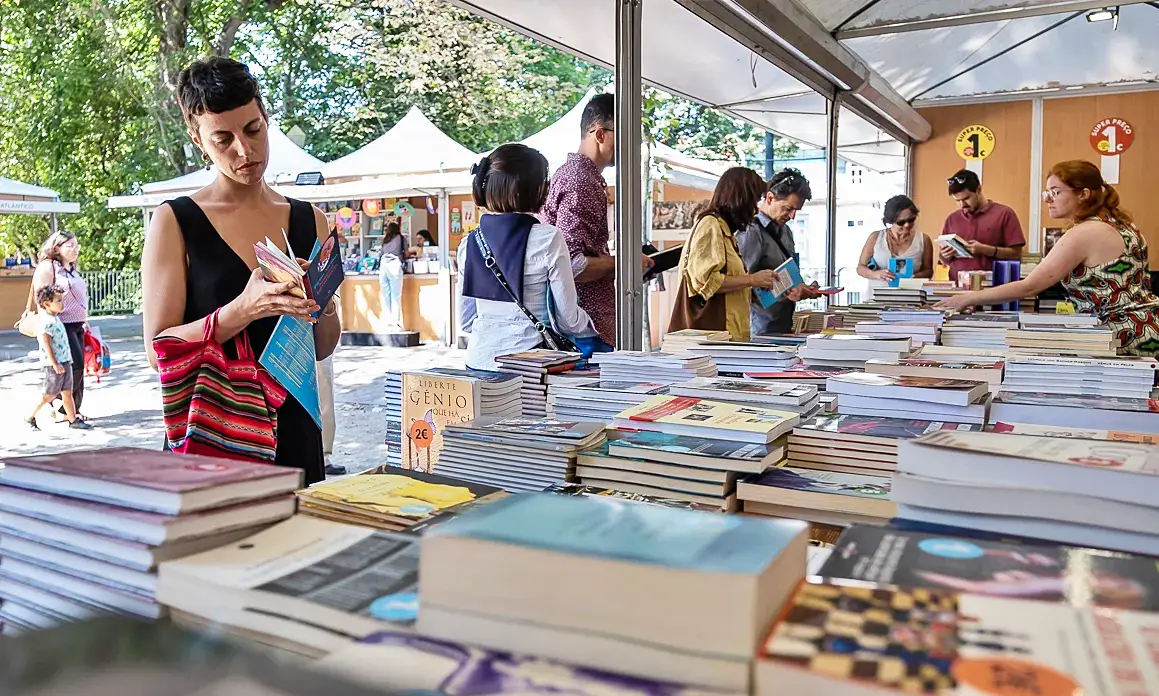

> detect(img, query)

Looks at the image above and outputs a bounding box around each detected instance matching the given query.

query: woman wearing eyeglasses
[936,160,1159,356]
[857,195,933,302]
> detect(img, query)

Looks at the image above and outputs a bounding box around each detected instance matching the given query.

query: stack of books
[838,305,881,325]
[743,364,856,387]
[683,342,799,375]
[736,467,895,527]
[750,334,809,348]
[660,328,730,353]
[436,418,606,492]
[591,351,717,382]
[384,370,403,467]
[939,312,1017,351]
[670,377,819,416]
[895,429,1159,556]
[797,334,912,369]
[917,342,1009,363]
[989,391,1159,432]
[791,310,841,333]
[854,320,939,346]
[296,465,504,531]
[418,493,809,691]
[865,356,1004,386]
[784,413,980,480]
[826,372,990,424]
[400,369,522,472]
[0,448,300,631]
[1006,324,1120,357]
[495,351,582,418]
[1018,311,1099,328]
[1000,355,1157,399]
[612,395,799,446]
[868,286,926,307]
[547,379,671,422]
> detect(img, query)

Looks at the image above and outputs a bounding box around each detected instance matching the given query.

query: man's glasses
[894,217,918,227]
[947,175,969,185]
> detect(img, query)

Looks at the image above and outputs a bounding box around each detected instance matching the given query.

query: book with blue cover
[754,257,804,308]
[608,430,783,473]
[887,256,915,288]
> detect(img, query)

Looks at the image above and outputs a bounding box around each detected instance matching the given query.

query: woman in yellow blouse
[669,167,777,341]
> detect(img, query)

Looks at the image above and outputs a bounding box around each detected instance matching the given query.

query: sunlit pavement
[0,316,465,474]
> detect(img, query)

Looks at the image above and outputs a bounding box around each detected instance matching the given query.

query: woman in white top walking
[458,143,596,370]
[856,194,933,302]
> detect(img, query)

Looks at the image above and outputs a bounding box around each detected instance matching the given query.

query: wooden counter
[337,274,449,342]
[0,274,33,327]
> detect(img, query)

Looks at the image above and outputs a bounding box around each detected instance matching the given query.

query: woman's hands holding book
[233,268,320,323]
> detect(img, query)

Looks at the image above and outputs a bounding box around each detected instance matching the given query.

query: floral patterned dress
[1062,219,1159,356]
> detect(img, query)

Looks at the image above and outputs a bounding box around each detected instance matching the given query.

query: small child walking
[27,286,91,431]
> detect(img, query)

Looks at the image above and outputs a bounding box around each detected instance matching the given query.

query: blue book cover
[755,257,804,308]
[260,316,322,429]
[428,493,806,573]
[888,257,915,288]
[744,467,890,500]
[610,430,773,462]
[306,229,345,310]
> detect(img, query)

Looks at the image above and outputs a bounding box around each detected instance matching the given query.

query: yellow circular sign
[955,124,996,160]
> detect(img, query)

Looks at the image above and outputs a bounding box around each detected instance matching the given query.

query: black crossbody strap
[473,231,558,347]
[763,218,793,261]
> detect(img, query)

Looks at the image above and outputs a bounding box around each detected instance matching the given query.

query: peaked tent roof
[141,123,325,195]
[0,177,61,199]
[795,1,1159,104]
[320,106,480,181]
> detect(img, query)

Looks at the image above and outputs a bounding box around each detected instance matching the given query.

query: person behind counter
[937,160,1159,357]
[857,194,934,301]
[940,168,1025,276]
[669,167,784,342]
[378,221,406,328]
[458,143,597,370]
[141,56,339,485]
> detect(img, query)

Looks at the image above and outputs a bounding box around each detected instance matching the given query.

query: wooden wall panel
[1041,92,1159,267]
[912,102,1032,236]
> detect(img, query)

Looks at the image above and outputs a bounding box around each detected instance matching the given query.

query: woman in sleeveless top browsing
[30,231,91,418]
[856,195,933,302]
[140,57,340,484]
[936,160,1159,357]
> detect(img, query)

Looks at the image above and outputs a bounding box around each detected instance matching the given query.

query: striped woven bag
[153,309,287,463]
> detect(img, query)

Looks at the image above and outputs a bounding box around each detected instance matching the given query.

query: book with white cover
[826,372,988,406]
[804,334,912,352]
[613,396,800,444]
[1018,311,1100,326]
[989,421,1159,444]
[898,430,1159,506]
[866,358,1003,385]
[990,392,1159,433]
[670,378,817,406]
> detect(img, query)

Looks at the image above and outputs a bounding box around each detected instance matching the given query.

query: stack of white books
[1018,312,1100,328]
[660,329,730,353]
[825,372,991,425]
[1001,356,1157,399]
[546,379,671,422]
[989,392,1159,433]
[683,341,799,375]
[837,305,881,325]
[670,377,820,416]
[865,356,1004,386]
[869,286,926,307]
[895,429,1159,556]
[1005,325,1120,358]
[797,334,912,369]
[494,351,582,419]
[384,370,403,467]
[854,321,939,346]
[591,351,717,382]
[939,313,1017,351]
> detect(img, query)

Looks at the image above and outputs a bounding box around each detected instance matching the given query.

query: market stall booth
[1,177,80,325]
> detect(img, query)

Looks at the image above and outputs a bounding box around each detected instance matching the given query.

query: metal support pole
[50,213,58,234]
[824,94,841,289]
[614,0,644,351]
[437,189,454,347]
[764,131,775,179]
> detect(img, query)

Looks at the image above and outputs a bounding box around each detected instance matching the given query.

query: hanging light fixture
[1085,6,1119,28]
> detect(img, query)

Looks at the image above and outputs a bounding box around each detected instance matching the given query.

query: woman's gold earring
[201,150,211,167]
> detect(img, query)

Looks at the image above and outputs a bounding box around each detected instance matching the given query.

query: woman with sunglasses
[857,194,933,302]
[936,160,1159,356]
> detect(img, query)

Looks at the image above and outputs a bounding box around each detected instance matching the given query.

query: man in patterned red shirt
[541,93,650,353]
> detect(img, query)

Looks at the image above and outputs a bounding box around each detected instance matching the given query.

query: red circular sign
[1090,117,1134,155]
[409,421,433,449]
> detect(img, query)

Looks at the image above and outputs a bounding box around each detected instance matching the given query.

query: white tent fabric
[141,123,325,194]
[447,0,909,171]
[797,1,1159,103]
[0,177,61,199]
[320,106,480,181]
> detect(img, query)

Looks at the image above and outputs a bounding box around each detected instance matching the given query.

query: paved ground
[0,315,466,473]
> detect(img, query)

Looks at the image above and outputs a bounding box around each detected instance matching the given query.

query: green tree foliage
[0,0,794,270]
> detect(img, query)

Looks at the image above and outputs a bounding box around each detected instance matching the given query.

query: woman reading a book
[141,57,340,484]
[856,195,933,302]
[936,160,1159,356]
[668,167,781,342]
[457,143,596,370]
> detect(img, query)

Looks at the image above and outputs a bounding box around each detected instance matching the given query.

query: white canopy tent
[108,123,325,209]
[0,177,80,217]
[320,106,481,182]
[796,0,1159,105]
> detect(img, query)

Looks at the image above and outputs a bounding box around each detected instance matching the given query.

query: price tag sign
[1090,117,1134,184]
[955,124,995,178]
[409,420,433,449]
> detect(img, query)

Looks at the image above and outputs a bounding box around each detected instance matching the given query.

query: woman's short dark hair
[883,195,919,225]
[700,167,767,233]
[176,57,265,129]
[471,144,550,214]
[768,168,812,201]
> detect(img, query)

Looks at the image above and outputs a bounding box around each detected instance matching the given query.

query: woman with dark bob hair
[457,143,596,370]
[857,194,933,301]
[141,57,339,484]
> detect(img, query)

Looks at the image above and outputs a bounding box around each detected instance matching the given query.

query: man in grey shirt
[737,168,822,335]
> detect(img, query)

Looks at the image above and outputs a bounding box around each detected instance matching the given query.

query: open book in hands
[254,229,311,300]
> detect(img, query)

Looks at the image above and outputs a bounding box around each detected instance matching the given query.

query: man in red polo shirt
[939,169,1025,277]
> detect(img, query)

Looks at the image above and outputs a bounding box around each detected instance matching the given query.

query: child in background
[26,286,91,431]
